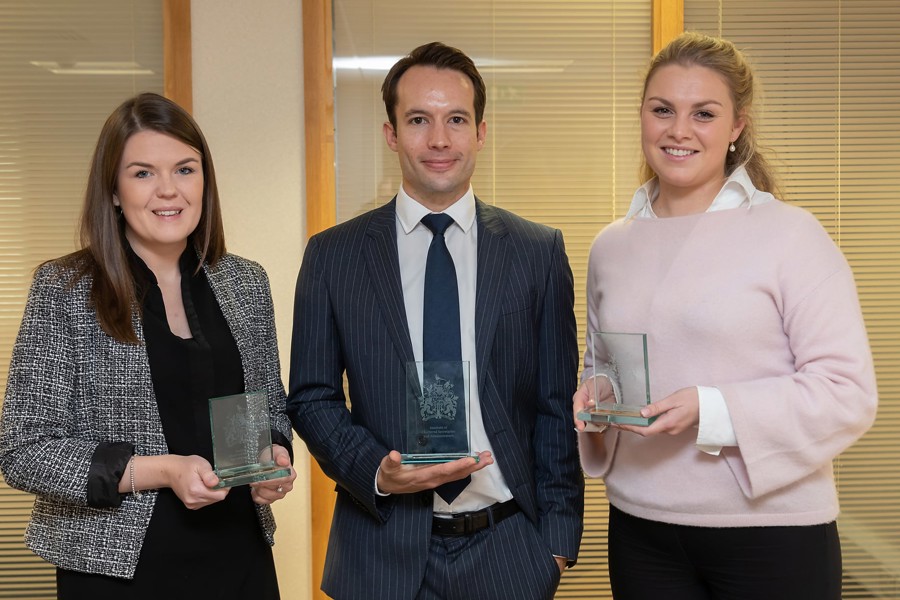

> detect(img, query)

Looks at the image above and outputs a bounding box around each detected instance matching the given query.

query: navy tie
[421,214,470,504]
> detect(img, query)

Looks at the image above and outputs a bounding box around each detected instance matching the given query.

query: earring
[729,142,736,152]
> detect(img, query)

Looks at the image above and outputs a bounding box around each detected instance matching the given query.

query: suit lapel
[364,199,415,364]
[475,200,510,394]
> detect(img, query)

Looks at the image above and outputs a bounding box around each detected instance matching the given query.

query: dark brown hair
[381,41,486,130]
[639,32,779,196]
[60,92,225,343]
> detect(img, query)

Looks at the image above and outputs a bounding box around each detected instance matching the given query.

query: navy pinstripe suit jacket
[288,198,584,599]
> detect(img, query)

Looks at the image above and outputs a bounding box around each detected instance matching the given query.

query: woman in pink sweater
[573,32,877,599]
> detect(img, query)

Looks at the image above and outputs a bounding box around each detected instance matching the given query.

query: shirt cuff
[696,386,737,456]
[271,429,294,463]
[582,372,621,405]
[374,465,390,497]
[87,441,134,508]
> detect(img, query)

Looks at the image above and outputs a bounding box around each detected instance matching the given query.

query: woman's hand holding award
[208,391,291,488]
[576,331,657,427]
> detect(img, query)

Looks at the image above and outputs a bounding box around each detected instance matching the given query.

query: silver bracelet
[129,455,142,499]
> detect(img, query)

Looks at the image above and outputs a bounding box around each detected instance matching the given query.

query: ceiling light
[333,56,571,74]
[30,61,155,75]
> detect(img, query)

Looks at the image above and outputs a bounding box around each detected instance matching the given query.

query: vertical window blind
[0,1,162,596]
[333,1,651,596]
[684,3,900,597]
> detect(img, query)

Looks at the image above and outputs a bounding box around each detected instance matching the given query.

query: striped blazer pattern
[288,199,584,599]
[0,253,291,579]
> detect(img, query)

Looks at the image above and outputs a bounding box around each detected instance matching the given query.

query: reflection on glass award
[401,361,474,464]
[209,390,290,488]
[577,332,656,426]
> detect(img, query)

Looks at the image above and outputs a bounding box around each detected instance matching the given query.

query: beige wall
[191,2,310,599]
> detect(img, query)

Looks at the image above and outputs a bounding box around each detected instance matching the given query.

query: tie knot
[422,213,454,236]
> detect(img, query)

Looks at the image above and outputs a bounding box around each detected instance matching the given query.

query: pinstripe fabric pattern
[0,253,290,579]
[419,513,561,600]
[288,198,584,600]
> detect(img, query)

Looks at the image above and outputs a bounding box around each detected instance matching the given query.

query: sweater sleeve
[577,232,618,478]
[718,222,877,499]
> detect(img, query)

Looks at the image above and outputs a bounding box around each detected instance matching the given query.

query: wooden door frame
[302,2,337,598]
[163,0,192,112]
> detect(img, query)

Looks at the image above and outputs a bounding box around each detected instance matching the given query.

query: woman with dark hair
[574,33,877,599]
[0,92,295,598]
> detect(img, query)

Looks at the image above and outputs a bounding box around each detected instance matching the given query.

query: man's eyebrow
[402,107,474,118]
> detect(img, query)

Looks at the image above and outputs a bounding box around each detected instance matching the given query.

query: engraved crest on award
[209,390,290,488]
[401,361,474,463]
[420,371,459,421]
[577,331,657,426]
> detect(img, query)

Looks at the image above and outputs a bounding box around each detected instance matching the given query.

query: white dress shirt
[625,166,774,455]
[395,186,513,513]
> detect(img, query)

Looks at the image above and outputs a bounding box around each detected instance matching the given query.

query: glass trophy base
[578,401,657,427]
[213,463,291,489]
[400,453,478,464]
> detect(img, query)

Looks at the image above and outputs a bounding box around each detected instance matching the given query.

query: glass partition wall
[0,1,163,596]
[333,2,651,595]
[332,1,900,597]
[684,2,900,597]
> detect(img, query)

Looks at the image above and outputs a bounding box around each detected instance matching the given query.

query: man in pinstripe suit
[288,42,584,600]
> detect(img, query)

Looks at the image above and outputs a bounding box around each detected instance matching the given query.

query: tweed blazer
[0,253,291,579]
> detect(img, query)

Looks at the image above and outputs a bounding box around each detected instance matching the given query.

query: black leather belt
[432,499,520,536]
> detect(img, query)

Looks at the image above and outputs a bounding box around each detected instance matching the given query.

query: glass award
[576,331,657,426]
[209,390,290,488]
[401,361,475,464]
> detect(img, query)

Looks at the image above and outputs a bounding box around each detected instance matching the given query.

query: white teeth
[154,210,181,216]
[665,148,695,157]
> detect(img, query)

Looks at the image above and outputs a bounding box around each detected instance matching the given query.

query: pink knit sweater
[579,199,878,527]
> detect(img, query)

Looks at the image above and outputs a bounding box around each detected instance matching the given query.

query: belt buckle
[463,512,475,535]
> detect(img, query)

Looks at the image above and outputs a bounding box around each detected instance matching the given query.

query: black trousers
[608,504,842,600]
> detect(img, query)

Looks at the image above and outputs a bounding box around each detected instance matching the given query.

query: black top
[57,248,279,599]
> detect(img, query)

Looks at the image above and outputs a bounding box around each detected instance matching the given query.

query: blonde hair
[639,32,779,197]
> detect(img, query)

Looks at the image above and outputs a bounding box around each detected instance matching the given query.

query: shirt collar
[396,185,477,234]
[126,242,199,299]
[625,165,758,219]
